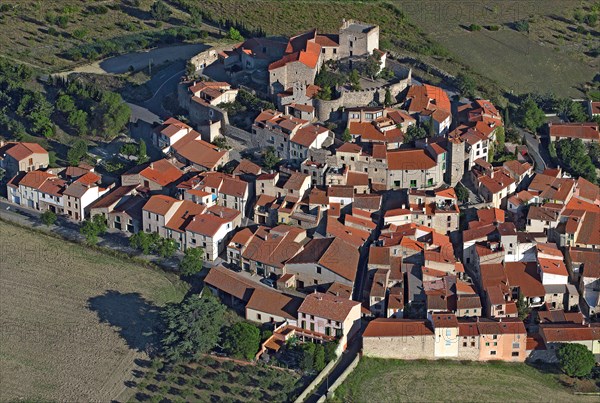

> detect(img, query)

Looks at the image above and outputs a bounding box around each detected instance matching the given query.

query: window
[410,180,417,188]
[511,351,519,357]
[463,342,467,347]
[490,351,496,356]
[512,342,520,349]
[485,342,490,346]
[316,267,321,274]
[471,341,476,347]
[492,335,498,340]
[493,342,497,346]
[257,314,262,320]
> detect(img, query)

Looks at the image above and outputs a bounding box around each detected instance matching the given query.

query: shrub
[469,24,482,31]
[514,19,529,32]
[41,210,57,226]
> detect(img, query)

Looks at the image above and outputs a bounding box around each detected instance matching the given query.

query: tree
[80,214,107,245]
[180,247,204,276]
[495,126,505,150]
[342,128,352,142]
[227,27,243,41]
[316,85,332,100]
[556,139,598,183]
[262,146,280,170]
[567,101,588,122]
[67,139,88,166]
[519,96,545,132]
[455,183,469,203]
[155,238,177,258]
[68,109,88,135]
[161,293,226,362]
[300,342,316,372]
[589,142,600,168]
[324,341,338,362]
[151,1,171,21]
[0,168,5,181]
[384,88,393,107]
[222,322,261,360]
[455,73,476,98]
[404,124,427,143]
[549,141,557,160]
[138,139,148,163]
[56,94,75,113]
[130,231,154,254]
[41,210,57,226]
[557,343,595,378]
[349,69,360,90]
[313,344,325,371]
[516,291,530,321]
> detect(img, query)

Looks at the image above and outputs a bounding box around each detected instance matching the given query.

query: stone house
[0,141,49,178]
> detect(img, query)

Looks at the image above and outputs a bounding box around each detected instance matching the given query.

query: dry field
[0,220,187,402]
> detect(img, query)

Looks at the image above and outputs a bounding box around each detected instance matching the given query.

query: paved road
[520,129,549,173]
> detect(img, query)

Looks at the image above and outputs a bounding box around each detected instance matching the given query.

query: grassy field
[334,358,599,402]
[0,220,188,402]
[402,0,598,98]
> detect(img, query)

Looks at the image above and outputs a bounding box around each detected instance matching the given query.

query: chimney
[219,211,223,218]
[150,162,154,169]
[498,318,502,322]
[0,140,4,147]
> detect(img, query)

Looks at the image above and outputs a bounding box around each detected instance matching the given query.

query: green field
[0,220,188,401]
[334,357,599,402]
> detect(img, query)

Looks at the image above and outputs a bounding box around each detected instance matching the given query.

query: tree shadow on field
[88,291,161,353]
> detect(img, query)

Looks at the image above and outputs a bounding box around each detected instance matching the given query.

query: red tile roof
[298,292,361,322]
[364,318,434,337]
[387,149,437,170]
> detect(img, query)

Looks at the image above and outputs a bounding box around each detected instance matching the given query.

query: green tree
[384,88,393,107]
[495,126,505,150]
[324,341,338,362]
[68,109,88,135]
[227,27,243,41]
[155,237,177,258]
[0,168,5,181]
[161,293,226,362]
[519,96,545,132]
[299,343,316,372]
[222,322,261,360]
[342,128,352,142]
[180,247,204,276]
[549,141,557,160]
[516,291,530,321]
[80,214,107,245]
[93,92,130,139]
[67,139,88,166]
[56,94,75,113]
[130,231,154,254]
[150,0,171,21]
[313,344,325,371]
[262,146,280,170]
[349,69,360,90]
[138,139,148,163]
[455,72,476,97]
[455,182,469,203]
[589,142,600,168]
[404,124,427,143]
[41,210,57,226]
[556,139,598,183]
[567,101,588,122]
[316,85,332,100]
[557,343,595,378]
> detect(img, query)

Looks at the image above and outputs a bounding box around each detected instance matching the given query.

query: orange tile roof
[298,292,361,323]
[387,149,436,170]
[138,159,183,187]
[17,170,55,189]
[143,195,178,216]
[364,318,434,337]
[4,142,48,161]
[549,122,599,141]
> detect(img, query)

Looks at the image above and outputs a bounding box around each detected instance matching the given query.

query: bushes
[557,343,595,378]
[129,231,178,258]
[468,24,482,32]
[222,322,261,360]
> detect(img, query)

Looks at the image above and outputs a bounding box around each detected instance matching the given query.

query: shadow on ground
[88,291,161,353]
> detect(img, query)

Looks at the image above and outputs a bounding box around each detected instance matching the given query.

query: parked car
[260,277,276,288]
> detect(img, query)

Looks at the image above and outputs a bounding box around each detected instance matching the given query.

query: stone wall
[314,72,411,121]
[363,335,435,360]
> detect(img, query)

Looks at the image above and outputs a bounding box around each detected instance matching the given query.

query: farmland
[333,357,599,402]
[0,220,188,402]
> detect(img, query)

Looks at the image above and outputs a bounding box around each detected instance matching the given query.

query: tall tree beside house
[313,344,326,371]
[384,88,393,107]
[349,69,361,91]
[455,183,469,203]
[403,125,427,144]
[556,139,598,184]
[495,126,505,150]
[0,168,5,181]
[222,322,261,361]
[324,341,338,363]
[130,231,155,254]
[155,238,178,258]
[138,139,148,163]
[80,214,107,245]
[41,210,57,226]
[557,343,595,378]
[518,96,545,132]
[262,146,280,170]
[161,293,226,362]
[516,291,530,321]
[342,128,352,142]
[180,247,205,276]
[299,342,316,372]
